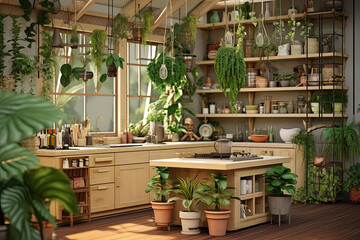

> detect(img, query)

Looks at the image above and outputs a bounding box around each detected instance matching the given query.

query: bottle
[265,2,271,17]
[47,129,56,149]
[56,128,62,149]
[268,126,274,143]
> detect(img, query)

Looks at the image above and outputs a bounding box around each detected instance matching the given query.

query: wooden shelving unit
[61,157,91,227]
[196,113,348,118]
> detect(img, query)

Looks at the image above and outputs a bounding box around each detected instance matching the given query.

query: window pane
[128,42,138,64]
[55,95,84,126]
[140,66,150,95]
[140,44,151,65]
[128,65,138,95]
[128,97,147,125]
[87,96,115,132]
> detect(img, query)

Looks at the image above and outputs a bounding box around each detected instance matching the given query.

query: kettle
[214,138,231,154]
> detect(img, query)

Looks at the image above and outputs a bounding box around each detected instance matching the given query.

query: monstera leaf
[0,89,66,145]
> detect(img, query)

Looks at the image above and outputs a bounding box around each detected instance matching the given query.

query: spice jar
[287,100,294,113]
[78,159,84,167]
[62,158,69,169]
[279,102,287,114]
[245,40,254,58]
[209,102,216,114]
[259,101,265,114]
[84,157,89,166]
[272,100,279,114]
[71,159,78,168]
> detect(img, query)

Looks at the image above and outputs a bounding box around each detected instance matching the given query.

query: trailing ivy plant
[214,46,246,113]
[147,53,186,94]
[39,31,56,100]
[91,29,107,77]
[142,12,154,46]
[0,14,9,77]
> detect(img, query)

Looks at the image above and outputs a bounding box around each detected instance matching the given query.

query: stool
[270,213,291,226]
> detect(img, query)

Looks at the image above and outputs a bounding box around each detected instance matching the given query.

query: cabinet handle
[94,157,113,163]
[93,169,110,173]
[93,186,109,191]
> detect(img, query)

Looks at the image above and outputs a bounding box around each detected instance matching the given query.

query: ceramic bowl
[279,128,301,143]
[250,135,269,143]
[245,105,259,110]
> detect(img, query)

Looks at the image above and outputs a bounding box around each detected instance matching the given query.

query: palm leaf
[0,90,66,145]
[0,143,39,181]
[23,166,79,215]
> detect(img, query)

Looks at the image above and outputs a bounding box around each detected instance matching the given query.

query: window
[127,42,159,126]
[47,30,117,135]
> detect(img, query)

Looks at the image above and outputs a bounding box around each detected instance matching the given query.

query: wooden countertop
[36,142,214,157]
[150,156,290,171]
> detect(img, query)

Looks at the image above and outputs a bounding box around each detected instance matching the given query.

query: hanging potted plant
[141,12,154,45]
[112,13,130,40]
[70,26,79,49]
[167,173,202,235]
[181,14,197,72]
[145,167,176,227]
[344,163,360,202]
[78,52,94,81]
[196,173,240,236]
[262,166,298,225]
[91,29,107,80]
[105,54,124,77]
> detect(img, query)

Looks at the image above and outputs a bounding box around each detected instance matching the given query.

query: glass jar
[71,159,78,168]
[297,95,306,113]
[287,100,294,113]
[209,102,216,114]
[246,69,258,87]
[79,159,84,167]
[236,101,243,114]
[84,157,89,166]
[279,102,287,114]
[245,40,254,58]
[272,100,279,114]
[259,101,265,114]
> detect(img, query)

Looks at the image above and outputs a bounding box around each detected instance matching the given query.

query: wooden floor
[56,203,360,240]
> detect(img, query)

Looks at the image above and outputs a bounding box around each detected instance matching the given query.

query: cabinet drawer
[90,183,114,213]
[231,147,251,153]
[115,151,149,165]
[149,147,214,160]
[90,166,114,185]
[89,154,114,167]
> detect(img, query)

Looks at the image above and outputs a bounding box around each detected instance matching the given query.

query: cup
[240,179,247,195]
[247,179,253,194]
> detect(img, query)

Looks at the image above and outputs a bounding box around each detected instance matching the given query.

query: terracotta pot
[349,187,360,202]
[204,210,231,236]
[314,157,325,167]
[268,195,292,215]
[151,201,175,225]
[32,221,53,240]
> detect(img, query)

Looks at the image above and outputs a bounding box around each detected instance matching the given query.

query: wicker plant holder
[132,23,142,42]
[0,75,15,92]
[19,136,39,153]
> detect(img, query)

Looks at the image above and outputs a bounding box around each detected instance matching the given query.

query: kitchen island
[150,156,290,231]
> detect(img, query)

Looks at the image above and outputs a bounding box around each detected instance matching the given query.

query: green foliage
[145,167,174,202]
[0,90,78,239]
[142,12,154,45]
[91,30,107,74]
[106,54,124,70]
[236,16,247,51]
[128,122,149,137]
[237,1,252,19]
[147,53,186,94]
[321,122,360,161]
[181,67,205,103]
[323,90,348,104]
[60,64,85,87]
[167,121,187,134]
[262,166,298,196]
[214,46,246,113]
[70,27,79,44]
[168,172,202,212]
[112,14,130,40]
[274,72,299,82]
[297,19,316,40]
[39,31,56,100]
[344,163,360,191]
[0,14,10,76]
[146,103,166,122]
[195,173,240,211]
[182,14,197,46]
[292,132,316,165]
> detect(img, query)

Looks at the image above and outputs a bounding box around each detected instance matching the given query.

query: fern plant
[0,90,78,239]
[112,13,130,40]
[91,30,107,75]
[214,46,246,113]
[142,12,154,45]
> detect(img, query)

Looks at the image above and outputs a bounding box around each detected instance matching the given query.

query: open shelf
[196,52,348,66]
[196,113,348,118]
[196,85,348,94]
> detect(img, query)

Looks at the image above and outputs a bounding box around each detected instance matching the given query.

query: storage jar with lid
[272,100,279,114]
[291,40,303,55]
[279,102,287,114]
[246,69,258,87]
[297,95,306,113]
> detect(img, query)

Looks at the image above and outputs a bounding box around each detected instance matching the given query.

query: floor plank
[56,203,360,240]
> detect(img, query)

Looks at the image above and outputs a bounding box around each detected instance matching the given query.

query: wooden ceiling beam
[73,0,99,21]
[124,0,152,18]
[190,0,221,18]
[151,0,190,31]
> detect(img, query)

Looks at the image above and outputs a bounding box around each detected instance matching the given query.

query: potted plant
[59,64,85,87]
[167,121,187,142]
[70,26,79,48]
[128,122,149,143]
[141,12,154,45]
[112,13,130,40]
[168,173,202,235]
[105,54,124,78]
[145,167,175,227]
[147,104,166,142]
[297,19,318,54]
[274,72,299,87]
[331,91,348,113]
[196,173,240,236]
[322,34,339,53]
[262,165,298,225]
[310,95,320,113]
[344,163,360,202]
[214,46,246,113]
[91,29,107,80]
[0,90,78,239]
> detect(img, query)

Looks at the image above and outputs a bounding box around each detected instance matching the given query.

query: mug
[228,10,239,21]
[214,138,231,154]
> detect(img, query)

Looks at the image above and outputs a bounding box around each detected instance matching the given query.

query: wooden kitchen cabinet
[149,147,214,160]
[115,163,149,208]
[89,153,114,167]
[115,151,149,165]
[90,166,114,185]
[90,183,115,213]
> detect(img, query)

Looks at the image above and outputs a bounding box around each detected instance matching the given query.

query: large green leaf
[0,90,66,145]
[282,173,298,179]
[23,166,79,215]
[1,185,41,240]
[0,144,38,181]
[281,186,296,195]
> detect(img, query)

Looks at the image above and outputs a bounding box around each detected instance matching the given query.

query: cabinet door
[115,163,150,208]
[90,183,115,213]
[90,166,114,185]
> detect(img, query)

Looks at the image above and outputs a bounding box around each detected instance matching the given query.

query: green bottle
[210,11,221,23]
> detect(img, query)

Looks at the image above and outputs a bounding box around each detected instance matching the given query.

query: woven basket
[19,136,39,153]
[0,75,15,92]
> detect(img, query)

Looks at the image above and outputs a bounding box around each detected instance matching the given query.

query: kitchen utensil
[214,138,231,154]
[250,134,269,142]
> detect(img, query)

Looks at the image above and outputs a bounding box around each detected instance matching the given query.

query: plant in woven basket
[214,46,246,113]
[0,89,78,239]
[70,26,79,44]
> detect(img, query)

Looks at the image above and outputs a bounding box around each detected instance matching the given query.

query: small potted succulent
[167,121,187,142]
[128,122,149,143]
[196,173,240,236]
[168,173,202,235]
[344,163,360,202]
[262,166,298,225]
[322,34,339,53]
[145,167,175,227]
[274,72,299,87]
[310,95,320,114]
